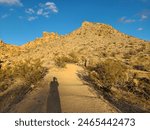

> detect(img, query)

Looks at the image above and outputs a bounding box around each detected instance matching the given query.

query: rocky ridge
[0,21,149,67]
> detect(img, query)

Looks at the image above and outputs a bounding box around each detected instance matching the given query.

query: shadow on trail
[47,77,62,113]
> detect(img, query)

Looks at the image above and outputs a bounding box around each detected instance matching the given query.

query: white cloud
[139,14,149,21]
[141,15,148,19]
[25,8,35,14]
[118,16,136,23]
[124,19,136,23]
[0,0,23,6]
[37,9,49,17]
[24,1,58,21]
[37,2,58,16]
[37,9,43,15]
[138,9,150,21]
[1,14,9,19]
[43,12,50,18]
[119,10,150,24]
[137,28,144,31]
[28,16,37,21]
[45,2,58,13]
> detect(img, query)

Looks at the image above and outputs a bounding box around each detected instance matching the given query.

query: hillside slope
[0,21,150,112]
[15,21,150,67]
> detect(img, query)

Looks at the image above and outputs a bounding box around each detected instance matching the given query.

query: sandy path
[9,64,117,113]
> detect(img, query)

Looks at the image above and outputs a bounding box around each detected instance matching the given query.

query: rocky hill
[1,21,149,67]
[0,40,21,60]
[9,21,147,67]
[0,21,150,112]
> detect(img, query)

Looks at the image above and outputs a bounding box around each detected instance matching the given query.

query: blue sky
[0,0,150,45]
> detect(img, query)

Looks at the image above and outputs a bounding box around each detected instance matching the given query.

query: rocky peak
[70,21,120,37]
[82,21,94,27]
[82,21,112,28]
[43,32,59,40]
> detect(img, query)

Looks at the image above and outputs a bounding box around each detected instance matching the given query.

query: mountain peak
[81,21,116,33]
[82,21,111,27]
[82,21,94,27]
[43,32,59,39]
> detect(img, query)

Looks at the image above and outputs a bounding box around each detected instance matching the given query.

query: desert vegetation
[83,59,150,112]
[0,21,149,112]
[54,52,79,67]
[0,58,47,112]
[87,59,127,91]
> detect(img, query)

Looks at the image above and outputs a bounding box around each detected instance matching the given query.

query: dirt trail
[9,64,117,113]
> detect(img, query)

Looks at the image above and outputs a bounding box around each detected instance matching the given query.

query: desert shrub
[110,52,116,57]
[68,52,79,63]
[0,58,47,112]
[0,64,13,92]
[123,52,132,59]
[123,49,138,59]
[133,65,147,71]
[54,57,66,68]
[101,52,107,57]
[54,53,78,67]
[88,59,127,91]
[12,58,47,84]
[0,58,47,93]
[131,54,150,71]
[125,77,150,100]
[136,46,145,52]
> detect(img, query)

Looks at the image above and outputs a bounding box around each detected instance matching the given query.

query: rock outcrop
[43,32,59,39]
